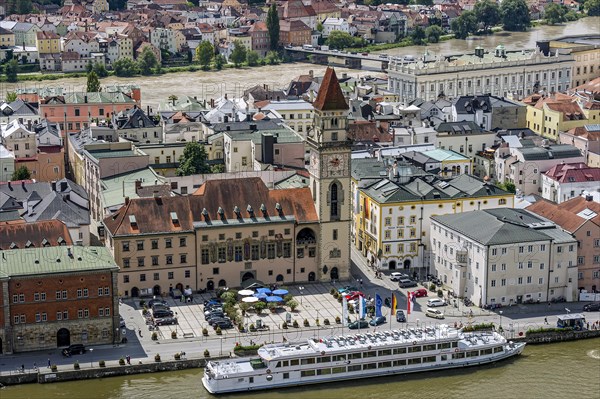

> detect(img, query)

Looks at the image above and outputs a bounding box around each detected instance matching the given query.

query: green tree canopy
[177,142,212,176]
[230,41,247,67]
[11,166,31,181]
[316,22,324,32]
[246,50,260,66]
[266,4,280,51]
[411,26,426,45]
[113,58,139,77]
[425,25,444,43]
[265,51,281,65]
[326,31,365,49]
[585,0,600,16]
[214,54,226,70]
[93,62,109,77]
[544,3,567,24]
[196,40,214,70]
[86,71,101,92]
[5,92,17,102]
[450,10,478,39]
[474,0,501,32]
[501,0,531,31]
[138,47,159,75]
[5,59,18,83]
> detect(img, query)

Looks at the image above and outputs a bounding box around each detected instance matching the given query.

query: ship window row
[299,356,442,376]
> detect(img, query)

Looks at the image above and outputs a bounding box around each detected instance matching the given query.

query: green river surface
[2,339,599,399]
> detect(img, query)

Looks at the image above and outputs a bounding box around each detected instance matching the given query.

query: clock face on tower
[326,154,346,177]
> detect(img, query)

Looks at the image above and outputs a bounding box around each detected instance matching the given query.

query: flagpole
[389,289,393,331]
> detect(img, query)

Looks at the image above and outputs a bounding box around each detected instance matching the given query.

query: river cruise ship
[202,325,525,394]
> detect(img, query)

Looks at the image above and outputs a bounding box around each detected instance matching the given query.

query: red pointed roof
[313,67,348,111]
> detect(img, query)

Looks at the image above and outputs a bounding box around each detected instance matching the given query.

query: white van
[425,308,445,319]
[427,298,447,307]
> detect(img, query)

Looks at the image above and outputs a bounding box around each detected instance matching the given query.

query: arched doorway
[276,274,284,282]
[242,272,254,282]
[175,283,183,291]
[131,287,140,297]
[57,328,70,347]
[296,228,316,244]
[330,267,339,280]
[389,260,397,270]
[153,285,161,296]
[308,272,316,282]
[206,280,215,291]
[218,279,227,287]
[403,259,411,270]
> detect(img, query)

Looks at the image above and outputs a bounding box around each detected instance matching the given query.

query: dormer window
[247,205,254,218]
[25,240,34,248]
[58,237,66,246]
[10,242,18,249]
[41,238,50,247]
[129,215,137,228]
[170,212,179,225]
[275,203,283,216]
[217,207,225,220]
[202,208,210,221]
[260,203,267,217]
[234,206,242,219]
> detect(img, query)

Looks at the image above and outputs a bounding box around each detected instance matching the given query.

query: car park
[399,279,418,288]
[390,272,409,281]
[348,320,369,329]
[62,344,86,357]
[369,316,386,326]
[425,308,445,319]
[412,288,428,298]
[583,302,600,312]
[427,298,447,307]
[155,317,178,326]
[396,310,406,322]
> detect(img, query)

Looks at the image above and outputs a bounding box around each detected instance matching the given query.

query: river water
[2,339,599,399]
[1,17,597,110]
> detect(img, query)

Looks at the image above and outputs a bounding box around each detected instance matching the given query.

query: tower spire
[313,67,348,111]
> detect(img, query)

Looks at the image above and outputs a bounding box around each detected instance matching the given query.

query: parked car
[425,308,445,319]
[213,319,234,329]
[155,317,178,326]
[348,320,370,330]
[338,286,359,294]
[151,304,171,312]
[208,316,231,326]
[119,316,126,328]
[390,272,409,281]
[583,302,600,312]
[427,298,447,307]
[62,344,86,357]
[396,310,406,322]
[204,307,223,316]
[399,279,418,288]
[148,299,168,308]
[369,316,386,326]
[345,291,364,301]
[153,309,174,318]
[204,298,221,306]
[205,311,225,321]
[412,288,428,298]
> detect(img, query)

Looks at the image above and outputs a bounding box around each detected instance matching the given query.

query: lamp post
[175,312,178,335]
[89,348,94,368]
[499,310,503,331]
[220,338,224,356]
[299,286,305,306]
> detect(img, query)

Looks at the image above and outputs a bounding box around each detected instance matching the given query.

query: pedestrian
[544,317,548,324]
[21,364,25,373]
[126,355,131,365]
[47,358,51,368]
[586,322,590,330]
[33,362,37,370]
[138,328,142,337]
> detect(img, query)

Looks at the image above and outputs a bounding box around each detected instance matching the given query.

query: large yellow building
[0,26,15,48]
[36,31,61,54]
[539,35,600,88]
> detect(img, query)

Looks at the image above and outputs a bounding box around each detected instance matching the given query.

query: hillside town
[0,0,598,384]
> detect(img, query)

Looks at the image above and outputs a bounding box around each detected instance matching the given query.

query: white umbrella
[242,296,259,303]
[238,289,255,296]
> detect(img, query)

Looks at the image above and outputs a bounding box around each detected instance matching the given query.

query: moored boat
[202,325,525,394]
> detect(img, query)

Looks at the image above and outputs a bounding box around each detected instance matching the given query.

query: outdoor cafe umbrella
[272,289,288,296]
[242,296,259,303]
[238,289,255,296]
[253,292,268,299]
[256,288,272,294]
[265,296,283,302]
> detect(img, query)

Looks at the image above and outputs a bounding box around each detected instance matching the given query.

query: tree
[138,47,159,75]
[211,164,225,173]
[411,26,426,45]
[425,25,444,43]
[5,92,17,102]
[16,0,33,14]
[195,40,214,70]
[474,0,501,32]
[326,31,356,50]
[5,59,18,83]
[501,0,531,31]
[168,95,178,106]
[176,142,212,176]
[113,58,139,77]
[265,51,280,65]
[544,3,567,24]
[86,62,94,73]
[450,11,478,39]
[86,71,101,92]
[246,50,260,66]
[585,0,600,16]
[11,166,31,181]
[316,22,324,32]
[93,62,109,78]
[230,41,247,68]
[214,54,225,70]
[266,3,280,51]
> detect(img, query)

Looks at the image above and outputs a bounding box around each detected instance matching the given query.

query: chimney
[135,179,142,192]
[309,70,314,78]
[124,196,130,205]
[51,181,56,191]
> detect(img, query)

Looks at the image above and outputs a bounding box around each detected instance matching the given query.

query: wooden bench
[183,332,194,338]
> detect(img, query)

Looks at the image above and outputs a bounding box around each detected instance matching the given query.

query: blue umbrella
[253,292,268,299]
[256,288,272,294]
[273,289,288,296]
[265,296,283,302]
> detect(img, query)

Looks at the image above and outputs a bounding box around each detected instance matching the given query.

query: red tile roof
[313,67,348,111]
[527,197,600,233]
[544,163,600,183]
[0,220,73,250]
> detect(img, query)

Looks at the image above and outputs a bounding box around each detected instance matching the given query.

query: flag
[407,291,411,315]
[359,296,366,319]
[375,293,383,317]
[391,293,397,315]
[342,296,348,326]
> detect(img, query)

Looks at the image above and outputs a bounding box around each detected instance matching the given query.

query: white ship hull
[202,327,525,394]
